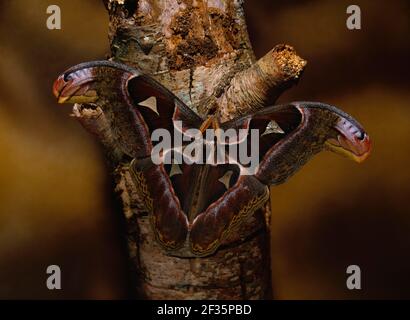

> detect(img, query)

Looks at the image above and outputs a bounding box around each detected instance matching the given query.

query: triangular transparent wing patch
[261,120,285,136]
[169,163,183,177]
[218,170,233,190]
[138,96,159,115]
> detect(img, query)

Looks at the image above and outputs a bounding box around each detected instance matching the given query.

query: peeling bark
[74,0,307,299]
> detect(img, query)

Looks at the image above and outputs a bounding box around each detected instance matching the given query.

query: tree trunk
[76,0,306,299]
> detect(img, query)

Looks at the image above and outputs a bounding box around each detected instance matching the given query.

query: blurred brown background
[0,0,409,299]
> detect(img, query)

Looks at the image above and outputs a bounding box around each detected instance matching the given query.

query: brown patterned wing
[189,175,269,256]
[187,104,302,256]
